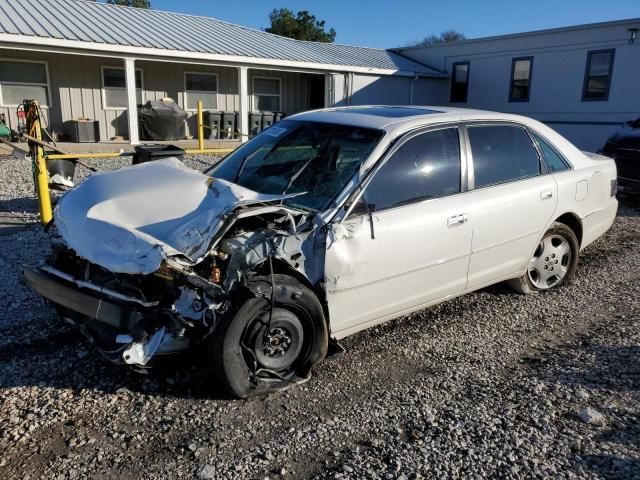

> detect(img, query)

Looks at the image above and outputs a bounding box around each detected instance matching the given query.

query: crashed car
[23,106,618,397]
[600,117,640,195]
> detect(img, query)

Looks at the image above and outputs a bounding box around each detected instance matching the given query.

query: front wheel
[209,275,328,398]
[508,222,579,294]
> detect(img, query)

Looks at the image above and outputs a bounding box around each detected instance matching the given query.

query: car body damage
[54,158,304,274]
[25,157,323,373]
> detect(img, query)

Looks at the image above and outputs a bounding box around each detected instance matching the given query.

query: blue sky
[149,0,639,48]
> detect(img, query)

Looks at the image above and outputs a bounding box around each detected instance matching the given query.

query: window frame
[183,71,219,112]
[581,49,615,102]
[251,76,282,112]
[450,61,470,103]
[508,56,533,103]
[101,66,144,111]
[343,123,470,218]
[527,128,573,172]
[461,121,549,190]
[0,58,51,108]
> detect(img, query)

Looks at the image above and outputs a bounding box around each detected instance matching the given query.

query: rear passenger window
[468,125,541,188]
[532,132,570,172]
[363,128,461,211]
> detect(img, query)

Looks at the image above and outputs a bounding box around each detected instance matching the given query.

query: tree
[410,30,466,47]
[265,9,336,43]
[106,0,151,8]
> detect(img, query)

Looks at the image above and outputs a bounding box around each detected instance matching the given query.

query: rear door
[463,123,558,289]
[324,126,473,337]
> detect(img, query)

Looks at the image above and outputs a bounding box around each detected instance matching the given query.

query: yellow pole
[35,144,52,225]
[197,100,204,152]
[26,101,53,225]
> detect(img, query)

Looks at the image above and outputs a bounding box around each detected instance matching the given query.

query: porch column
[237,66,249,143]
[324,73,332,107]
[124,57,139,145]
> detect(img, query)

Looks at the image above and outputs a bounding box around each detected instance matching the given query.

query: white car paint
[294,106,618,339]
[52,105,618,343]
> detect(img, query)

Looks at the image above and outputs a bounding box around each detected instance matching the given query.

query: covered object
[139,100,188,141]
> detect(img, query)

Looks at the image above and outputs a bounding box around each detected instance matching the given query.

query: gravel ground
[0,154,639,480]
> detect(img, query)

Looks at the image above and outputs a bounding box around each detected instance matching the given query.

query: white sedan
[24,106,618,397]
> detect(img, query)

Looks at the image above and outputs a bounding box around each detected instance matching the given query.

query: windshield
[209,120,383,211]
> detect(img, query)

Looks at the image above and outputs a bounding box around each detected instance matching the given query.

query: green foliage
[411,30,466,47]
[106,0,151,8]
[265,8,336,43]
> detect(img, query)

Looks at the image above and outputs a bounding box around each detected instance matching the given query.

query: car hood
[55,158,296,274]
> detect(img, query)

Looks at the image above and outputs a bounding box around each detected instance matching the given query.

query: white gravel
[0,154,639,479]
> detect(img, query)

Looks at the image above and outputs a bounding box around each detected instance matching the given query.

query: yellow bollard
[35,143,53,225]
[25,100,53,225]
[197,100,204,152]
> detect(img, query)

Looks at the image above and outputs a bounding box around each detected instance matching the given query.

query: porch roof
[0,0,445,77]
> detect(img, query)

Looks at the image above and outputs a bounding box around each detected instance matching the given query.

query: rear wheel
[508,222,579,294]
[209,275,328,398]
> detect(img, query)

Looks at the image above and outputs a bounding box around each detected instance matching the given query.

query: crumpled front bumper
[21,266,190,365]
[21,266,124,328]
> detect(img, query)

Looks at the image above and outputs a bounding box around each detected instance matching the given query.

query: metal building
[0,0,444,144]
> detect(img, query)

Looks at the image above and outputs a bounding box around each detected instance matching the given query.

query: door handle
[447,213,468,227]
[540,190,553,200]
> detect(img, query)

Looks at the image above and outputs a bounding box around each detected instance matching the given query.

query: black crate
[132,145,185,165]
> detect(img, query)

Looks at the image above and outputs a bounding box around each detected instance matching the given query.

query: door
[325,126,473,337]
[463,124,558,289]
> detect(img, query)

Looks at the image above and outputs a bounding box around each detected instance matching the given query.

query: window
[509,57,533,102]
[0,60,49,107]
[531,132,570,172]
[582,49,615,101]
[102,67,143,109]
[450,62,469,103]
[363,128,461,212]
[211,120,382,212]
[468,125,540,188]
[185,72,218,110]
[253,77,281,111]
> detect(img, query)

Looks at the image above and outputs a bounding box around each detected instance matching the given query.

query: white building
[393,18,640,151]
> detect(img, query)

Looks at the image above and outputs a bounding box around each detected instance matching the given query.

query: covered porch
[0,48,328,147]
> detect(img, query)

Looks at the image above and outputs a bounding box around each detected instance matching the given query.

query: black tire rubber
[508,221,580,294]
[209,274,328,398]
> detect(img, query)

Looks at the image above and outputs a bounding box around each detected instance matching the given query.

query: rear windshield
[209,120,383,211]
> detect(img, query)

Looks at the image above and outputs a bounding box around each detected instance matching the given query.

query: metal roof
[0,0,444,76]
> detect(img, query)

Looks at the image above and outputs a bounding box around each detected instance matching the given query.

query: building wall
[329,73,447,107]
[0,49,318,141]
[396,19,640,151]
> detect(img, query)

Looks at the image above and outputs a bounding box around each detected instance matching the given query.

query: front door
[324,126,473,337]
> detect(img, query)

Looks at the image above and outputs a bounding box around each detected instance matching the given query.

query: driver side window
[361,127,461,212]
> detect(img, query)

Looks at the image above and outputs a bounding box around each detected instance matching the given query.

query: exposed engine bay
[37,206,322,368]
[22,159,330,393]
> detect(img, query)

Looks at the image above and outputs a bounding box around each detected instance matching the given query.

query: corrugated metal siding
[0,0,443,76]
[0,49,319,139]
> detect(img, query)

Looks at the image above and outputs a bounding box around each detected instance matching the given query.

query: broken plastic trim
[40,265,159,308]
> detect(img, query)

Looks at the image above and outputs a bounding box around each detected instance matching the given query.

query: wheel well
[253,258,330,325]
[555,213,583,246]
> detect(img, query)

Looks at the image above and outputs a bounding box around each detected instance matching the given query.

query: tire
[209,274,328,398]
[508,222,579,294]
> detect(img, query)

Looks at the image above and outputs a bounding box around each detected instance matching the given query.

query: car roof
[288,105,533,136]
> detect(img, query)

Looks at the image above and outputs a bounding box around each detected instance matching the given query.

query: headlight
[611,178,618,197]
